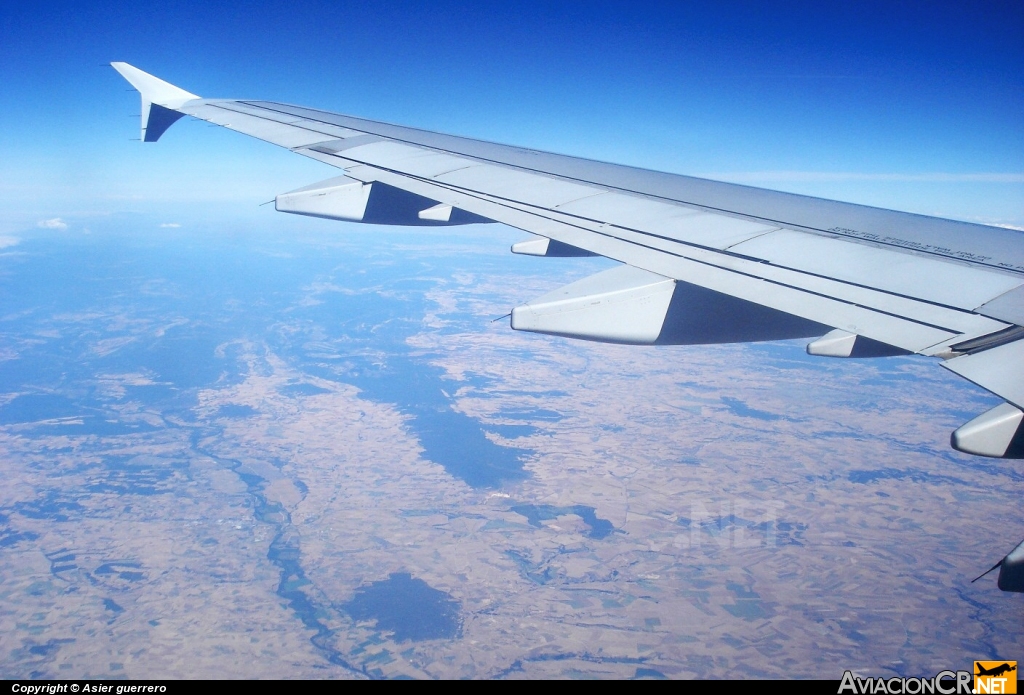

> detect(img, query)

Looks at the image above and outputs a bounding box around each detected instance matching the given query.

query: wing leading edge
[110,63,1024,464]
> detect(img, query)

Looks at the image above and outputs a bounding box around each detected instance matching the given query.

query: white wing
[111,62,1024,462]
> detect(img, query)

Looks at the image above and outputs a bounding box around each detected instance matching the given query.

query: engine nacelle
[275,176,492,226]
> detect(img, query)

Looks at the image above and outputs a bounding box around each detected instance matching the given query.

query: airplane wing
[110,63,1024,464]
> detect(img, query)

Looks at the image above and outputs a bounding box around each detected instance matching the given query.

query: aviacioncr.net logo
[838,671,973,694]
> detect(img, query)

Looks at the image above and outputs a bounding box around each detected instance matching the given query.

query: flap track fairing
[806,329,910,358]
[512,237,597,257]
[275,176,493,226]
[511,265,827,345]
[951,402,1024,459]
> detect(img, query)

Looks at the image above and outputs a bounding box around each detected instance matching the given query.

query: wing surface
[111,63,1024,460]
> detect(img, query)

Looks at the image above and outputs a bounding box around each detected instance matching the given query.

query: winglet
[111,62,200,142]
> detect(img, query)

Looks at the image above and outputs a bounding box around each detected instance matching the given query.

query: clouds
[0,236,19,248]
[159,223,181,228]
[37,217,68,230]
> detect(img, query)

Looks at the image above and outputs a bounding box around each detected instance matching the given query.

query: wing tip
[110,62,200,107]
[112,62,199,142]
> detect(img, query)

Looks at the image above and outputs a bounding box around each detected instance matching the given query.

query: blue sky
[1,0,1022,235]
